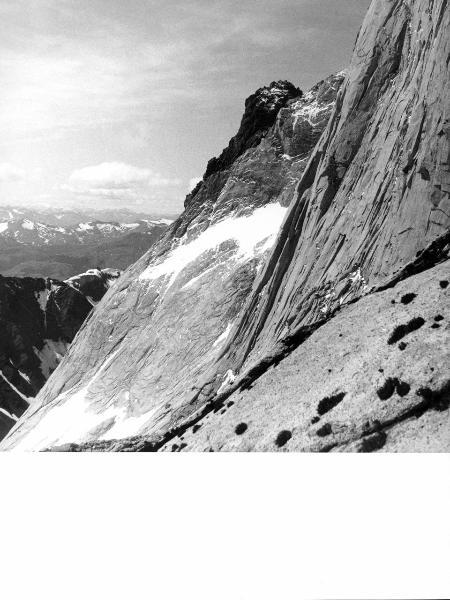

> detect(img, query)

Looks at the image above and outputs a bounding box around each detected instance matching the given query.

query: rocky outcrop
[202,80,301,179]
[0,75,343,450]
[0,268,120,440]
[2,0,448,452]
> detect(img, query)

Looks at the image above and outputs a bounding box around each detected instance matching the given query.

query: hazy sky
[0,0,371,216]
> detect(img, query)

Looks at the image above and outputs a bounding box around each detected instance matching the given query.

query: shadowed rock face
[0,269,120,440]
[3,0,449,453]
[0,75,343,450]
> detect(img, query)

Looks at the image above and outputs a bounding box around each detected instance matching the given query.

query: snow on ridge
[76,222,94,231]
[148,218,173,226]
[65,268,101,284]
[21,219,35,230]
[121,222,140,229]
[0,370,30,402]
[0,407,18,422]
[0,222,8,233]
[291,91,335,129]
[139,203,287,290]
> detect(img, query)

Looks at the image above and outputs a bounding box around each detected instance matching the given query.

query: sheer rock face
[0,76,343,450]
[0,269,120,440]
[216,0,450,376]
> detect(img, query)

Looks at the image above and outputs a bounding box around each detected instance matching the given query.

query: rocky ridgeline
[0,269,120,439]
[2,0,449,452]
[0,218,168,247]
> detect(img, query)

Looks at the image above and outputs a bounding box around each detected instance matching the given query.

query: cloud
[0,162,25,182]
[188,177,202,192]
[0,0,370,215]
[64,161,182,203]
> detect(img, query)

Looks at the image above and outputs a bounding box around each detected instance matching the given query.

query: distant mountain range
[0,206,175,228]
[0,206,173,279]
[0,217,170,246]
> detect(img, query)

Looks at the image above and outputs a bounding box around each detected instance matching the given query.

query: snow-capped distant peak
[21,219,35,230]
[0,211,171,247]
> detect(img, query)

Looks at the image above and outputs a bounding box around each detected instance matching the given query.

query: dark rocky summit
[203,80,301,179]
[1,0,449,452]
[0,269,120,440]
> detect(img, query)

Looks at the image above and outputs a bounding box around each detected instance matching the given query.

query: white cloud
[69,162,152,190]
[188,177,202,192]
[64,162,182,204]
[0,162,25,182]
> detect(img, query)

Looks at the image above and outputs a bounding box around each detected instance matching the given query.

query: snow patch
[18,370,31,385]
[0,370,30,402]
[99,405,156,441]
[21,219,35,230]
[76,222,94,231]
[292,94,335,129]
[139,203,286,290]
[0,222,8,233]
[213,322,233,348]
[122,222,140,229]
[35,289,49,311]
[217,369,236,395]
[8,349,155,450]
[0,407,18,422]
[148,218,173,226]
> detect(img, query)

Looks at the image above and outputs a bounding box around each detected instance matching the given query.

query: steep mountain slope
[0,269,120,440]
[0,74,344,450]
[2,0,449,452]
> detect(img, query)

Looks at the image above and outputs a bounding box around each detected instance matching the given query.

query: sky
[0,0,371,216]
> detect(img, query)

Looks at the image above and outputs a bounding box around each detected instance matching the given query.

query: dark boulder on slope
[0,74,343,450]
[0,269,120,440]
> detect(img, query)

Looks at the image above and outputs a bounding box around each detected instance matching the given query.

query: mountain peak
[203,80,301,180]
